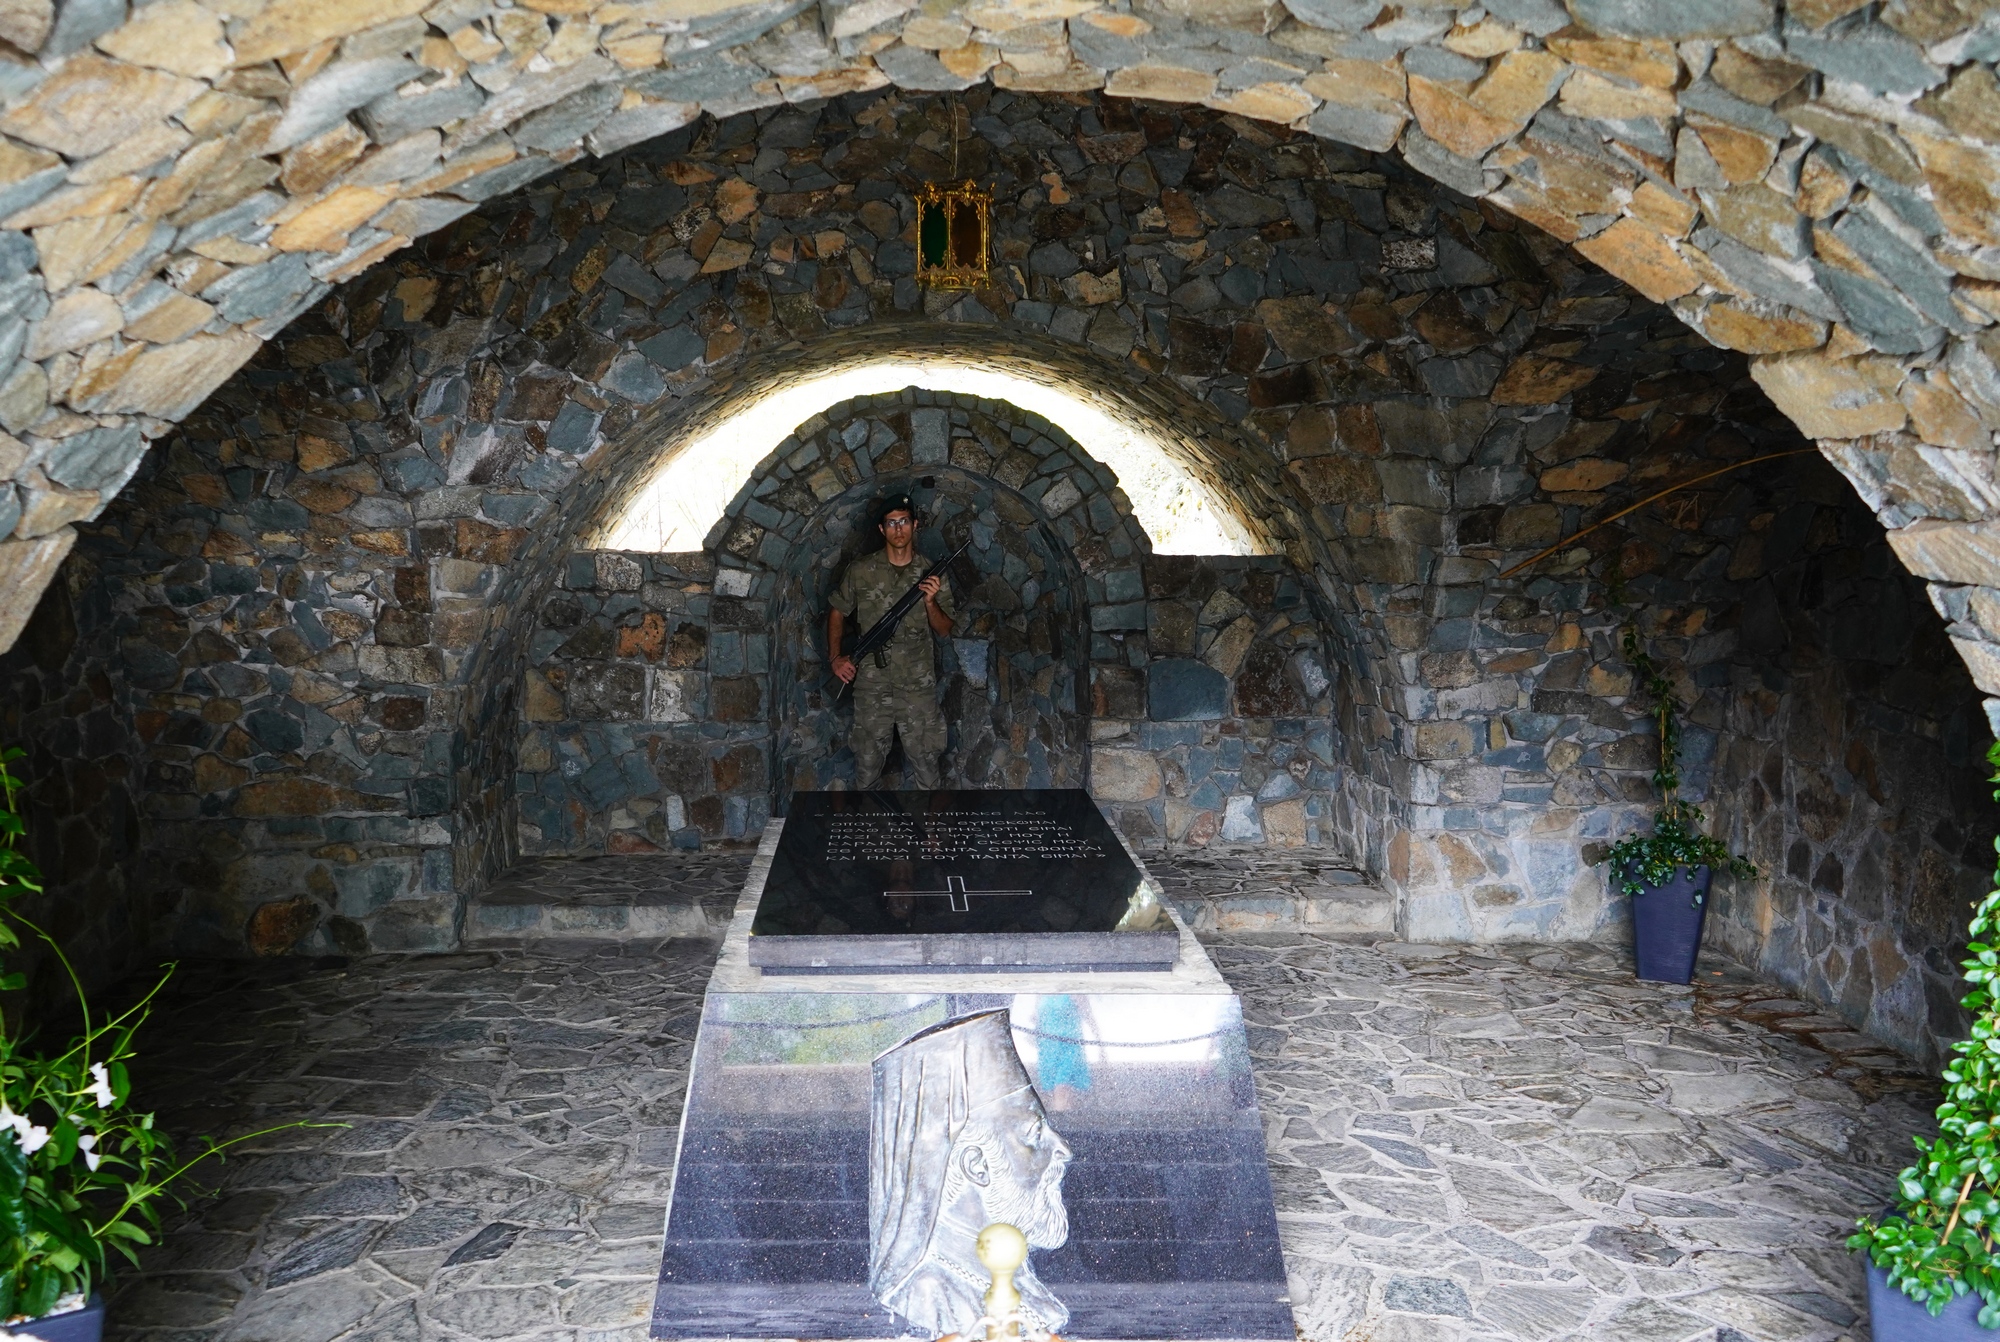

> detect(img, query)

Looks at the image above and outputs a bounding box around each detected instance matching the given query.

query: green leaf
[21,1263,58,1319]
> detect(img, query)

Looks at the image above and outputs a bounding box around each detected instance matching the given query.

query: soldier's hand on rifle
[918,575,942,603]
[832,654,857,684]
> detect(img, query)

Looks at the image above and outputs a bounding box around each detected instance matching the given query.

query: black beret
[875,493,917,526]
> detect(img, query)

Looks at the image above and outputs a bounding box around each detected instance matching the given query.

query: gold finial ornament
[915,179,992,290]
[976,1222,1028,1339]
[931,1222,1063,1342]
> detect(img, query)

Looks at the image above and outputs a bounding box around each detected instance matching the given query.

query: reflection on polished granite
[652,992,1293,1341]
[749,790,1177,972]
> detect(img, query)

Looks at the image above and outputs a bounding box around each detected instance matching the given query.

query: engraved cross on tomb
[750,790,1178,973]
[890,874,1033,913]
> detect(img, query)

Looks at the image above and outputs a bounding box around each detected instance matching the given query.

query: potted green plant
[0,747,321,1339]
[1850,741,2000,1338]
[1595,625,1755,984]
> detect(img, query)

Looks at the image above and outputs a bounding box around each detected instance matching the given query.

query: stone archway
[769,462,1094,798]
[749,390,1117,799]
[0,85,1876,947]
[7,74,2000,1075]
[1,0,1998,737]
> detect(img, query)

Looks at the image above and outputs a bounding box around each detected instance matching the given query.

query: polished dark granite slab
[652,992,1293,1341]
[749,790,1176,972]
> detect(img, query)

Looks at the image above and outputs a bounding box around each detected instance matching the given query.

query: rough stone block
[1698,183,1810,261]
[1888,520,2000,587]
[1749,351,1907,439]
[1093,665,1145,718]
[1567,0,1772,38]
[1221,794,1263,841]
[0,527,72,653]
[1305,98,1405,155]
[1091,748,1161,801]
[69,331,261,420]
[513,84,622,153]
[1574,219,1699,303]
[271,56,420,151]
[587,101,701,157]
[1149,658,1228,720]
[1412,720,1479,759]
[41,423,142,494]
[0,53,201,158]
[26,287,121,360]
[711,676,761,721]
[359,79,485,143]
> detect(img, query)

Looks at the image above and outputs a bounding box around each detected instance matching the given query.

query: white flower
[0,1104,49,1156]
[86,1063,113,1109]
[76,1133,98,1172]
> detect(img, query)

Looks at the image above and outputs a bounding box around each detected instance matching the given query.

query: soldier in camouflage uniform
[828,494,956,790]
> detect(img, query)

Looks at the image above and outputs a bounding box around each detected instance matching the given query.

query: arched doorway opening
[590,350,1270,558]
[763,404,1101,802]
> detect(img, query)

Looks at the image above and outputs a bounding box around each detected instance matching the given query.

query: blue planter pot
[12,1294,103,1342]
[1868,1259,1994,1339]
[1627,863,1712,984]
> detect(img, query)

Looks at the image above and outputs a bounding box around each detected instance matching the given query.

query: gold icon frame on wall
[915,180,992,290]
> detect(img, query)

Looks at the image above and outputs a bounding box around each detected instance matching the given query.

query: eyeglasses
[882,517,914,528]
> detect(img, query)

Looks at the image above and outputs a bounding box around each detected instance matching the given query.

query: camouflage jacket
[830,550,956,694]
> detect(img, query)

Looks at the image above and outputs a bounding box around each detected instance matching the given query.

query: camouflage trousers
[849,688,945,790]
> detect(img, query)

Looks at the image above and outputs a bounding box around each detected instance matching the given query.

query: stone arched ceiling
[0,0,1997,706]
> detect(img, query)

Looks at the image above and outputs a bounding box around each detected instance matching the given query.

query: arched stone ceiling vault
[0,0,1997,709]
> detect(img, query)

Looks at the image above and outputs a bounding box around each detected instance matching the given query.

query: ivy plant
[1593,580,1756,903]
[1850,740,2000,1326]
[0,746,330,1322]
[1602,800,1756,900]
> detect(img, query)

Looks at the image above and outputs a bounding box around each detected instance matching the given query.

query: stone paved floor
[99,864,1938,1342]
[1223,938,1930,1342]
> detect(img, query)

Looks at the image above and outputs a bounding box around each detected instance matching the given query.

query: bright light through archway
[594,357,1262,555]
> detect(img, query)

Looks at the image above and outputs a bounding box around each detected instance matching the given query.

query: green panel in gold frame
[914,179,991,290]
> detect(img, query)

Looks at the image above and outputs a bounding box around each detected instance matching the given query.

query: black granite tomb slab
[652,992,1295,1341]
[749,790,1177,973]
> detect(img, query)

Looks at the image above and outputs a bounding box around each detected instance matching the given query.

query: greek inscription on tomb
[821,812,1107,863]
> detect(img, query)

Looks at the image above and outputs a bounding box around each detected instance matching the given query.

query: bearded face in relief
[868,1011,1073,1338]
[945,1084,1071,1248]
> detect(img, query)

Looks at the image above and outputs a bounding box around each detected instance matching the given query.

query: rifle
[831,538,972,701]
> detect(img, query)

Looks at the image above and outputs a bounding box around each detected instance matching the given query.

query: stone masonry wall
[1,86,1995,1067]
[519,385,1341,856]
[518,547,765,853]
[760,393,1111,801]
[1469,445,1993,1068]
[1699,453,1998,1064]
[1,3,1999,848]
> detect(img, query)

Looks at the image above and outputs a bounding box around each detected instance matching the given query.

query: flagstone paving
[100,860,1936,1342]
